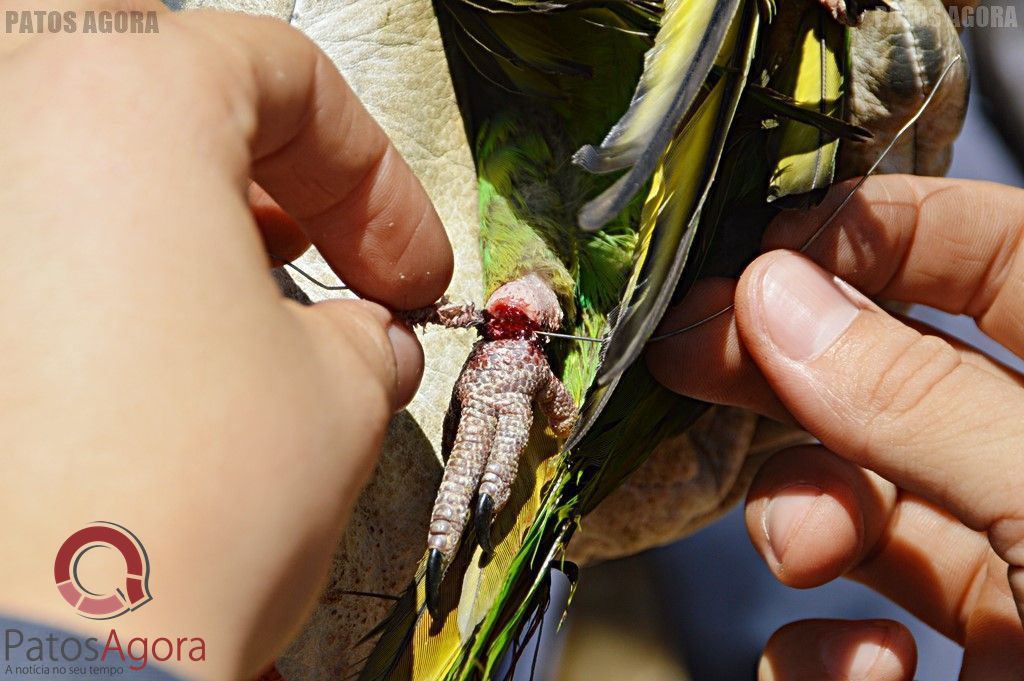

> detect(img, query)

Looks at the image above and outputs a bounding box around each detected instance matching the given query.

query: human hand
[647,175,1024,679]
[0,3,451,679]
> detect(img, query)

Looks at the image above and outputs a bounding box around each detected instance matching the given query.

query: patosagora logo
[54,522,152,619]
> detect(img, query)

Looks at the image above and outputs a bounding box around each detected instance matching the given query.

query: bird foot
[398,297,484,330]
[420,275,577,619]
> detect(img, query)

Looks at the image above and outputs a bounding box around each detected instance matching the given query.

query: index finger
[180,11,453,309]
[765,175,1024,357]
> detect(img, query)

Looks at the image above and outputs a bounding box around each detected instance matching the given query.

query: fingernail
[763,484,822,564]
[758,254,862,361]
[821,623,892,681]
[387,321,423,411]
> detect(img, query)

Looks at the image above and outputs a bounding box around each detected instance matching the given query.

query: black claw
[475,494,495,554]
[426,549,444,620]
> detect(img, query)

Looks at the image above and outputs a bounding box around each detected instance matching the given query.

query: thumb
[297,298,424,414]
[735,250,1024,616]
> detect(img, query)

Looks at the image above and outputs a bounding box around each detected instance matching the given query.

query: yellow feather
[585,3,758,389]
[574,0,744,229]
[768,7,846,199]
[392,426,561,679]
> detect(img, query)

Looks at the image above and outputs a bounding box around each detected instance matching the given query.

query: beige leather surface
[568,409,814,566]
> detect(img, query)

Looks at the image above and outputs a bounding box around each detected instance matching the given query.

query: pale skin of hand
[648,175,1024,680]
[0,2,453,679]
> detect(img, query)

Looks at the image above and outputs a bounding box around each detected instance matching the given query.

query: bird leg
[410,274,577,618]
[398,296,484,330]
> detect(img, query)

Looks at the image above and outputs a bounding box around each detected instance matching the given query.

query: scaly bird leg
[425,395,495,613]
[475,371,576,553]
[475,396,534,554]
[422,274,577,619]
[398,296,483,330]
[538,372,578,439]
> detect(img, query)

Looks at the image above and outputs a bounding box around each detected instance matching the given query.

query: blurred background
[545,8,1024,680]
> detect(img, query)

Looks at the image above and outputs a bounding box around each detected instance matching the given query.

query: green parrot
[174,0,967,675]
[352,0,893,678]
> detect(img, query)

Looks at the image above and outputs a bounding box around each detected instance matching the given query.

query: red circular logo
[54,522,152,619]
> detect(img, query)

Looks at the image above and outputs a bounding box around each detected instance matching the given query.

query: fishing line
[535,330,606,343]
[332,589,402,601]
[279,258,349,291]
[278,264,603,342]
[275,54,961,348]
[796,54,963,253]
[646,53,962,344]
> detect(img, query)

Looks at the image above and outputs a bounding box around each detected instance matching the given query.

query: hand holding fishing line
[0,4,451,679]
[2,0,1021,679]
[648,176,1024,678]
